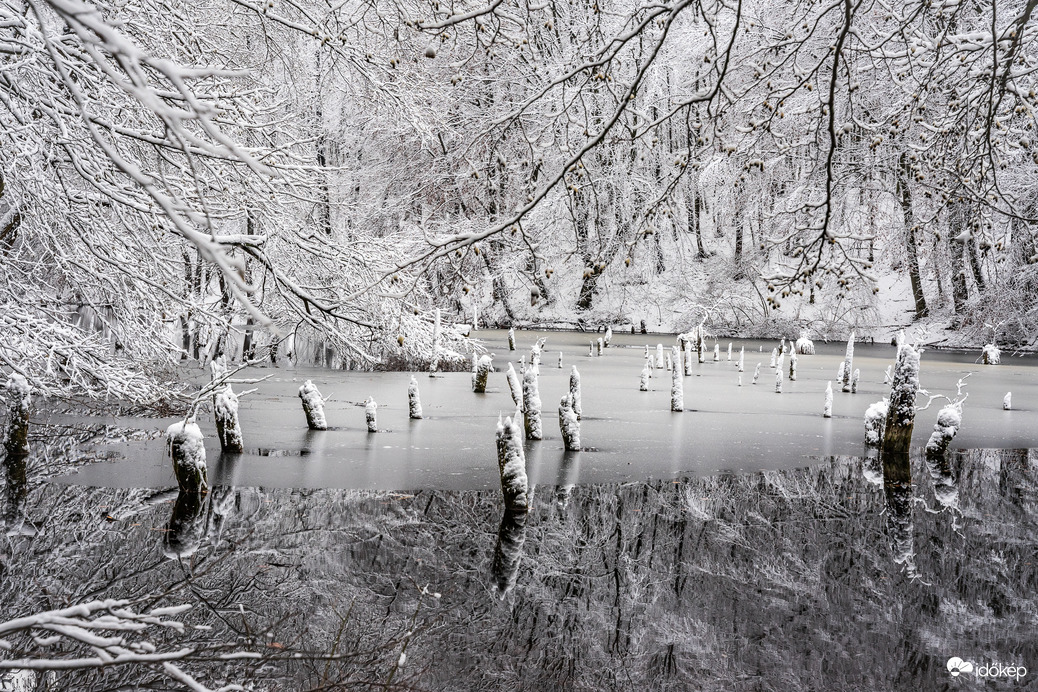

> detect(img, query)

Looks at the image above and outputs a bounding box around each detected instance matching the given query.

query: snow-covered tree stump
[738,347,745,373]
[727,343,732,361]
[604,326,612,347]
[864,399,889,447]
[925,401,962,460]
[558,352,563,369]
[298,380,328,430]
[495,411,529,512]
[982,344,1000,364]
[776,351,784,374]
[851,368,860,394]
[697,330,705,363]
[842,331,855,391]
[752,363,761,385]
[640,363,650,391]
[671,347,683,411]
[683,343,693,376]
[666,353,672,371]
[796,335,815,355]
[1004,392,1012,410]
[508,328,516,351]
[597,338,604,356]
[656,344,664,368]
[789,352,798,382]
[473,354,493,393]
[883,365,892,384]
[506,363,523,410]
[713,344,720,361]
[569,366,582,421]
[408,376,423,419]
[213,385,243,453]
[522,366,542,440]
[365,397,378,432]
[823,381,833,418]
[882,343,921,458]
[774,369,782,393]
[769,348,777,369]
[3,374,31,459]
[166,419,208,494]
[559,394,581,451]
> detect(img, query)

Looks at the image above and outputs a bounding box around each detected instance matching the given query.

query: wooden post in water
[365,397,378,432]
[522,366,542,440]
[569,366,582,421]
[408,376,423,419]
[670,346,683,411]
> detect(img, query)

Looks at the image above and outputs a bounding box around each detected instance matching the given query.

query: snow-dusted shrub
[496,410,529,512]
[982,344,1000,365]
[408,376,423,419]
[522,365,542,440]
[165,419,208,493]
[298,380,327,430]
[795,335,815,355]
[559,394,581,451]
[213,385,243,453]
[671,346,683,411]
[864,399,889,446]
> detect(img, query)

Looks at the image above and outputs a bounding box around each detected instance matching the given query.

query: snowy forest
[3,0,1038,401]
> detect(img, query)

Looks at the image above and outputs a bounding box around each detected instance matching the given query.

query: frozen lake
[3,330,1038,689]
[51,329,1038,491]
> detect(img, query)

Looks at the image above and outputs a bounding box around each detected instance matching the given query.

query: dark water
[2,445,1037,689]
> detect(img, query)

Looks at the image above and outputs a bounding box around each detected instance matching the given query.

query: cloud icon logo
[947,657,974,676]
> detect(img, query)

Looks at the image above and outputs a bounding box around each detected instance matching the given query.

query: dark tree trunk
[897,153,927,319]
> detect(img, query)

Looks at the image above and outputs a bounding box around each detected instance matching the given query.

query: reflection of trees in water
[492,509,527,596]
[1,448,1036,689]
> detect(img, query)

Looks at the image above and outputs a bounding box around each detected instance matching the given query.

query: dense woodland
[2,0,1038,403]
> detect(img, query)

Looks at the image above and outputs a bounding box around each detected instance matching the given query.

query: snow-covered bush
[982,344,1000,365]
[795,335,815,355]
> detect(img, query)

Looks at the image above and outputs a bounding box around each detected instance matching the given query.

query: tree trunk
[896,153,927,319]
